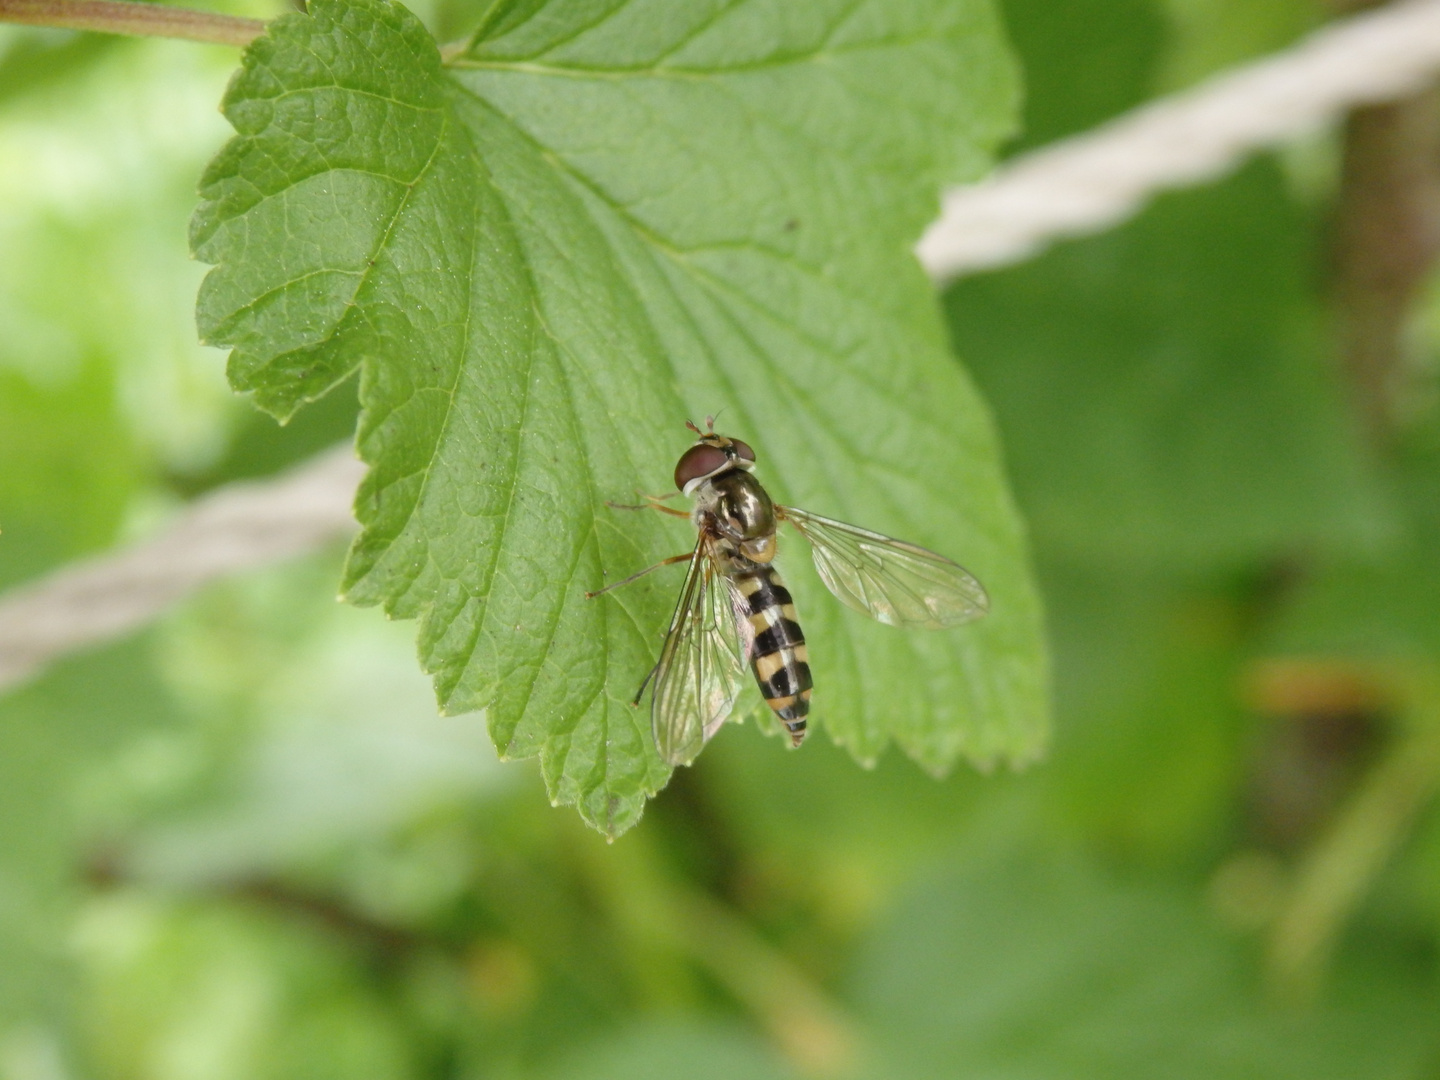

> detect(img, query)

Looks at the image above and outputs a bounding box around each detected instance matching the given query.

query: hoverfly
[587,419,989,766]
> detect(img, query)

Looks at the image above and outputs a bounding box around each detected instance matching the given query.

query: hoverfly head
[674,424,757,493]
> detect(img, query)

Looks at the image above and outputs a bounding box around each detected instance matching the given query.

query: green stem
[568,824,860,1077]
[0,0,265,47]
[674,888,861,1078]
[1267,671,1440,1004]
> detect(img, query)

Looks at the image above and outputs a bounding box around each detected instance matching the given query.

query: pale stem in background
[0,0,264,46]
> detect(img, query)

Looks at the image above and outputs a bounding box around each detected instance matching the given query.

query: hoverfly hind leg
[584,553,693,599]
[631,662,661,706]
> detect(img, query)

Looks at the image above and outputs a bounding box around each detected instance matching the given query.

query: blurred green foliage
[3,0,1440,1078]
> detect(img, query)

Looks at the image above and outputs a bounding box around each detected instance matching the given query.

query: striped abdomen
[733,568,813,745]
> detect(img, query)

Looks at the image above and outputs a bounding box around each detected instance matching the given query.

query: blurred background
[3,0,1440,1076]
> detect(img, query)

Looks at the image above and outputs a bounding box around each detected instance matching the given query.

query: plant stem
[568,821,860,1077]
[1330,89,1440,445]
[674,887,861,1078]
[0,0,265,47]
[1267,671,1440,1004]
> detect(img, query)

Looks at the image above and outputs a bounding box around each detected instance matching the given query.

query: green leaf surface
[1037,559,1251,859]
[192,0,1045,834]
[1266,415,1440,657]
[0,359,139,589]
[0,642,183,1047]
[541,1022,797,1080]
[79,897,416,1080]
[947,161,1388,570]
[1159,0,1320,91]
[999,0,1164,152]
[854,839,1440,1078]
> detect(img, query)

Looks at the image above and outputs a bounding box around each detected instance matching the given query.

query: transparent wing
[650,540,749,766]
[779,506,989,629]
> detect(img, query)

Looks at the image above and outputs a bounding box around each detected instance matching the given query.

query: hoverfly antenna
[704,415,716,432]
[685,418,704,437]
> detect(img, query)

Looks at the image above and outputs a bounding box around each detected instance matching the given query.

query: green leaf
[79,898,416,1080]
[1038,560,1250,858]
[540,1022,797,1080]
[1159,0,1320,91]
[855,839,1440,1078]
[1266,414,1440,657]
[1000,0,1165,152]
[0,358,139,589]
[947,161,1389,570]
[0,641,183,1048]
[192,0,1044,835]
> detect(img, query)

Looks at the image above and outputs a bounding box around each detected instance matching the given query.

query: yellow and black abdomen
[734,568,813,745]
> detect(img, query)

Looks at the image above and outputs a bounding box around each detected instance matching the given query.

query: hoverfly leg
[631,662,661,705]
[605,493,688,518]
[585,553,693,599]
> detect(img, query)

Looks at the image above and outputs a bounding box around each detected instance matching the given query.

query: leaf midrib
[427,104,656,793]
[451,77,954,448]
[449,61,970,744]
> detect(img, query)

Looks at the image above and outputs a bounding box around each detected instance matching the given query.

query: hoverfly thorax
[709,472,775,538]
[677,433,775,567]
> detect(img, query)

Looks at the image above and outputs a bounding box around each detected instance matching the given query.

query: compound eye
[730,439,755,463]
[674,444,730,490]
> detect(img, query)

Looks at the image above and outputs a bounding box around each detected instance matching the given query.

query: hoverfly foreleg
[606,493,688,518]
[584,553,693,599]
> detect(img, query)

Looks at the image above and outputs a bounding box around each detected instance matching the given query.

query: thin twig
[0,0,265,47]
